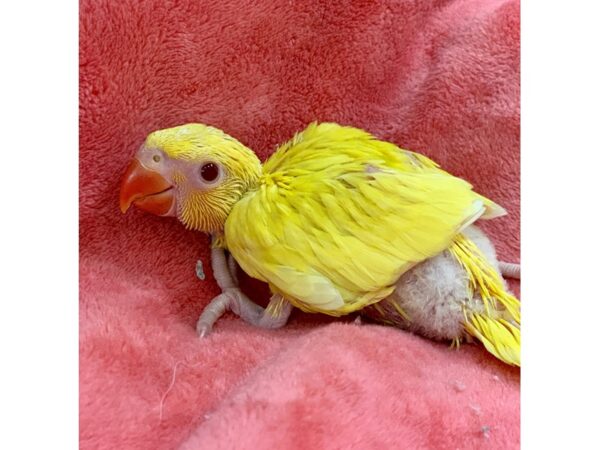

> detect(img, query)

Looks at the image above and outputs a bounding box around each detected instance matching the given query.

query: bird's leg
[196,244,292,337]
[227,253,239,286]
[209,243,237,291]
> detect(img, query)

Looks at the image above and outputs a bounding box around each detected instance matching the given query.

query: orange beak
[119,159,175,216]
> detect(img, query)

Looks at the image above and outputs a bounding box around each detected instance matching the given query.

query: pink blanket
[80,0,520,448]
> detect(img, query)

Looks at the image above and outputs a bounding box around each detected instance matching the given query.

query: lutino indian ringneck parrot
[120,122,521,366]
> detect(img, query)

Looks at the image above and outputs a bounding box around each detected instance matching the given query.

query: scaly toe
[195,292,232,337]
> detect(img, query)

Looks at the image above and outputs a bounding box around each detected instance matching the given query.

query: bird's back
[225,123,504,315]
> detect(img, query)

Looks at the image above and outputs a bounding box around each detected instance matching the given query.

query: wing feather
[225,123,504,315]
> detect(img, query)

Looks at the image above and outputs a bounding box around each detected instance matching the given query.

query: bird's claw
[197,324,211,338]
[195,288,241,337]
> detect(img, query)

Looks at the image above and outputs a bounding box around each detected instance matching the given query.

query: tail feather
[464,314,520,366]
[480,196,507,219]
[449,234,521,366]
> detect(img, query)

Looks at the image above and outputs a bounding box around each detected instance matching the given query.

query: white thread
[158,359,203,422]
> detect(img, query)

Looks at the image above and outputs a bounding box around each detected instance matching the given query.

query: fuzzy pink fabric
[80,0,520,448]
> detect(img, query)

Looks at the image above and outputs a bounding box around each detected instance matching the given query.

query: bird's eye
[200,162,219,182]
[152,155,161,163]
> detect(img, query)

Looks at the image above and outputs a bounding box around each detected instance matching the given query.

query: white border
[522,1,600,448]
[1,2,78,448]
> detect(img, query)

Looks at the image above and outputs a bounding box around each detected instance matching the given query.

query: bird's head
[119,124,262,233]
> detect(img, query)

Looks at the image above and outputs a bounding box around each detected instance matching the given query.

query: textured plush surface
[79,0,520,448]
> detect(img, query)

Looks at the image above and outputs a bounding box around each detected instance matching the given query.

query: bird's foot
[196,288,240,337]
[196,241,242,337]
[197,239,292,337]
[196,290,292,337]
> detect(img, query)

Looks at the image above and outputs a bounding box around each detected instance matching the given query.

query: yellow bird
[120,122,521,366]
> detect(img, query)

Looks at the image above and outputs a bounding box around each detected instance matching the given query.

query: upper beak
[119,158,175,216]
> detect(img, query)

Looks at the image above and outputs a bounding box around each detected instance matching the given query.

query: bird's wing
[225,123,505,315]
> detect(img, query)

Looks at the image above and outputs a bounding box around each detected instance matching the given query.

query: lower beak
[119,158,175,216]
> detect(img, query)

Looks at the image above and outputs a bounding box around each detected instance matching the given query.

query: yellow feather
[225,122,505,315]
[464,314,520,366]
[449,234,521,366]
[390,300,411,323]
